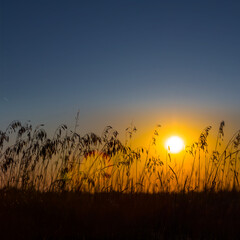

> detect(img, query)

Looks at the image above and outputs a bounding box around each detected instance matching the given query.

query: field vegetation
[0,115,240,239]
[0,116,239,193]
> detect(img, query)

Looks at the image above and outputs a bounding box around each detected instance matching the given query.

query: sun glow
[165,136,184,154]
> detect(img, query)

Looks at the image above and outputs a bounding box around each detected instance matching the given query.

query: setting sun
[165,136,185,153]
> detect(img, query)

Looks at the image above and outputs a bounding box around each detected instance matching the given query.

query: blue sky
[1,0,240,139]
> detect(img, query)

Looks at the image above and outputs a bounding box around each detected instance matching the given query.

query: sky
[1,0,240,146]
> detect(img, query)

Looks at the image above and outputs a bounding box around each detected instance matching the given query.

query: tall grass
[0,117,239,193]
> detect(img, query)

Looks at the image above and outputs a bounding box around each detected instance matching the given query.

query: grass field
[1,189,240,239]
[0,119,240,239]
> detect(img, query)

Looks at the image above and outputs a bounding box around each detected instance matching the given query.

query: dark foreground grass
[1,189,240,239]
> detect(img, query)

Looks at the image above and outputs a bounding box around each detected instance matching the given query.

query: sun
[165,136,184,154]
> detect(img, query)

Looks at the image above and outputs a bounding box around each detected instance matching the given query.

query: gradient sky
[1,0,240,144]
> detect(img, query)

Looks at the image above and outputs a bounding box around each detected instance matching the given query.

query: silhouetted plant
[0,118,239,193]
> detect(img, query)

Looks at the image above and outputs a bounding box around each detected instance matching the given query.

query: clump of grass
[0,117,239,193]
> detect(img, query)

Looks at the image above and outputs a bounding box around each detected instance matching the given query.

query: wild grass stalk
[0,118,239,193]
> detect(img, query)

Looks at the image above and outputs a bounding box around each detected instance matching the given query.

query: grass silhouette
[0,117,240,239]
[0,118,239,193]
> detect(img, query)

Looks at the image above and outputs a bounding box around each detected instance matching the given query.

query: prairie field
[0,120,240,239]
[1,189,240,239]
